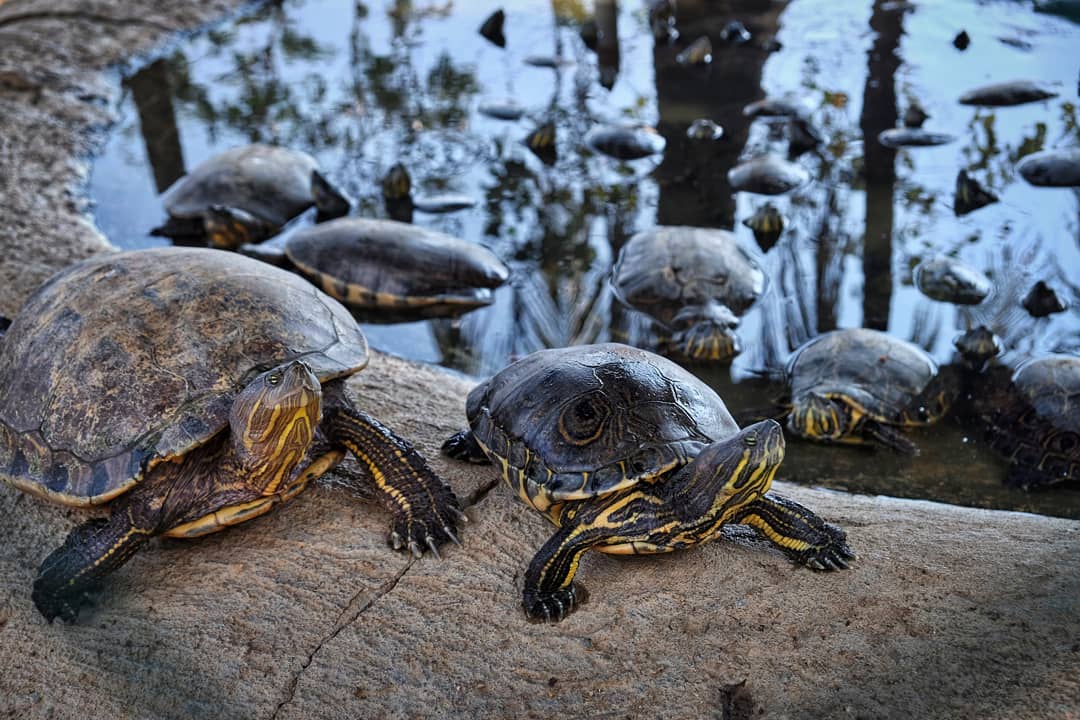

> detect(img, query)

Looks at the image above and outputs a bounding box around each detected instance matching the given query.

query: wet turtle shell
[462,343,741,512]
[913,256,992,305]
[987,356,1080,489]
[612,226,765,327]
[155,144,348,246]
[281,217,509,322]
[728,156,810,195]
[785,328,950,449]
[0,248,367,506]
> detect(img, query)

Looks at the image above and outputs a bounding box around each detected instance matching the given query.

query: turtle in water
[611,226,765,363]
[985,356,1079,489]
[243,217,509,322]
[152,144,350,249]
[441,343,854,622]
[779,328,957,453]
[0,248,462,622]
[913,256,992,305]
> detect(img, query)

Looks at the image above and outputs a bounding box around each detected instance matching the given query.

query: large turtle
[244,217,509,322]
[985,356,1079,489]
[441,343,853,622]
[0,248,461,622]
[611,226,765,362]
[152,144,350,249]
[781,328,956,453]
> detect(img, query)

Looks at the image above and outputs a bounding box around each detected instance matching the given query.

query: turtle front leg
[729,492,855,570]
[32,505,155,623]
[523,522,595,623]
[325,405,463,557]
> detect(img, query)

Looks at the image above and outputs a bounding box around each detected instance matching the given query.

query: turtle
[611,226,765,363]
[728,156,810,195]
[985,356,1080,489]
[0,248,462,622]
[913,256,992,305]
[243,217,509,322]
[585,125,666,161]
[152,144,350,249]
[441,343,854,622]
[780,328,957,453]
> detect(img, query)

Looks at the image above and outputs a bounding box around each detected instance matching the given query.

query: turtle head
[676,420,785,516]
[789,392,853,442]
[205,205,277,250]
[669,304,742,362]
[231,361,322,487]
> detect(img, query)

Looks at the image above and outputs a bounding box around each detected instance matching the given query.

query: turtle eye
[267,372,282,386]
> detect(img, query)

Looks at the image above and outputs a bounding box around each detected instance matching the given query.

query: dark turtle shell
[988,356,1080,488]
[787,328,940,424]
[161,144,331,229]
[0,248,368,506]
[464,343,740,512]
[611,226,764,327]
[284,217,509,321]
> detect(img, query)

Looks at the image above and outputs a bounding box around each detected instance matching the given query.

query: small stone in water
[1022,281,1067,318]
[954,170,998,216]
[479,9,506,48]
[878,128,955,148]
[953,30,971,50]
[1016,148,1080,188]
[913,256,992,305]
[903,102,929,128]
[958,80,1058,107]
[728,156,810,195]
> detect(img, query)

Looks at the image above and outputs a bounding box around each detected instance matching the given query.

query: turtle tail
[32,509,153,623]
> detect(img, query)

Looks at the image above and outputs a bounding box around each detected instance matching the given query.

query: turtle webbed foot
[790,521,856,571]
[32,519,110,623]
[441,429,491,464]
[387,491,465,560]
[523,583,589,623]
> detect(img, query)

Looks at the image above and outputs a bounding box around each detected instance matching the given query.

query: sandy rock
[0,2,1078,720]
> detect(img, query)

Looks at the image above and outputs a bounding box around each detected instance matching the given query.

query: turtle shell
[0,248,367,506]
[611,226,764,327]
[285,217,509,320]
[465,343,739,512]
[161,144,322,228]
[989,356,1080,486]
[787,328,939,423]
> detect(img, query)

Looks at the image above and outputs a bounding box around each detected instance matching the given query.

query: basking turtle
[245,217,509,322]
[0,248,461,622]
[442,343,854,622]
[611,226,765,362]
[152,144,349,249]
[781,328,956,452]
[986,356,1079,489]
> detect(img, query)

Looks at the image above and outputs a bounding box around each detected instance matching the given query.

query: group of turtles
[1,9,1078,628]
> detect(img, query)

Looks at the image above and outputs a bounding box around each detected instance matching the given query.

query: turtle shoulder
[0,248,366,504]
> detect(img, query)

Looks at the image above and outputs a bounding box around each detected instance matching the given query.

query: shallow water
[90,0,1080,517]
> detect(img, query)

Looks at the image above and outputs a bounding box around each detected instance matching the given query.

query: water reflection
[91,0,1080,516]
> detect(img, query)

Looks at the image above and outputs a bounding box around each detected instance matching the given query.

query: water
[90,0,1080,517]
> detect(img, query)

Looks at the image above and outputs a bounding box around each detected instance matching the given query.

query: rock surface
[0,2,1078,720]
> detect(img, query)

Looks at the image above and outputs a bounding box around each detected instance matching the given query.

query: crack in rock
[270,560,413,719]
[464,476,500,509]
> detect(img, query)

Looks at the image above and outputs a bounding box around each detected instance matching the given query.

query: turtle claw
[390,531,404,551]
[408,540,423,558]
[524,584,588,623]
[425,535,442,559]
[449,506,470,524]
[443,526,462,546]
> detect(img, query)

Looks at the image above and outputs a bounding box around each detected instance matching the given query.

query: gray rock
[1017,147,1080,187]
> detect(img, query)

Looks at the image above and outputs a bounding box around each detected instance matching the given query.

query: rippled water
[90,0,1080,516]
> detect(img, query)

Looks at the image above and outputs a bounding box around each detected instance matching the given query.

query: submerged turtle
[728,156,810,194]
[585,125,666,160]
[245,217,509,322]
[611,226,765,362]
[152,144,350,249]
[442,343,854,622]
[0,248,462,622]
[958,80,1058,107]
[986,356,1079,489]
[781,328,956,452]
[913,256,992,305]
